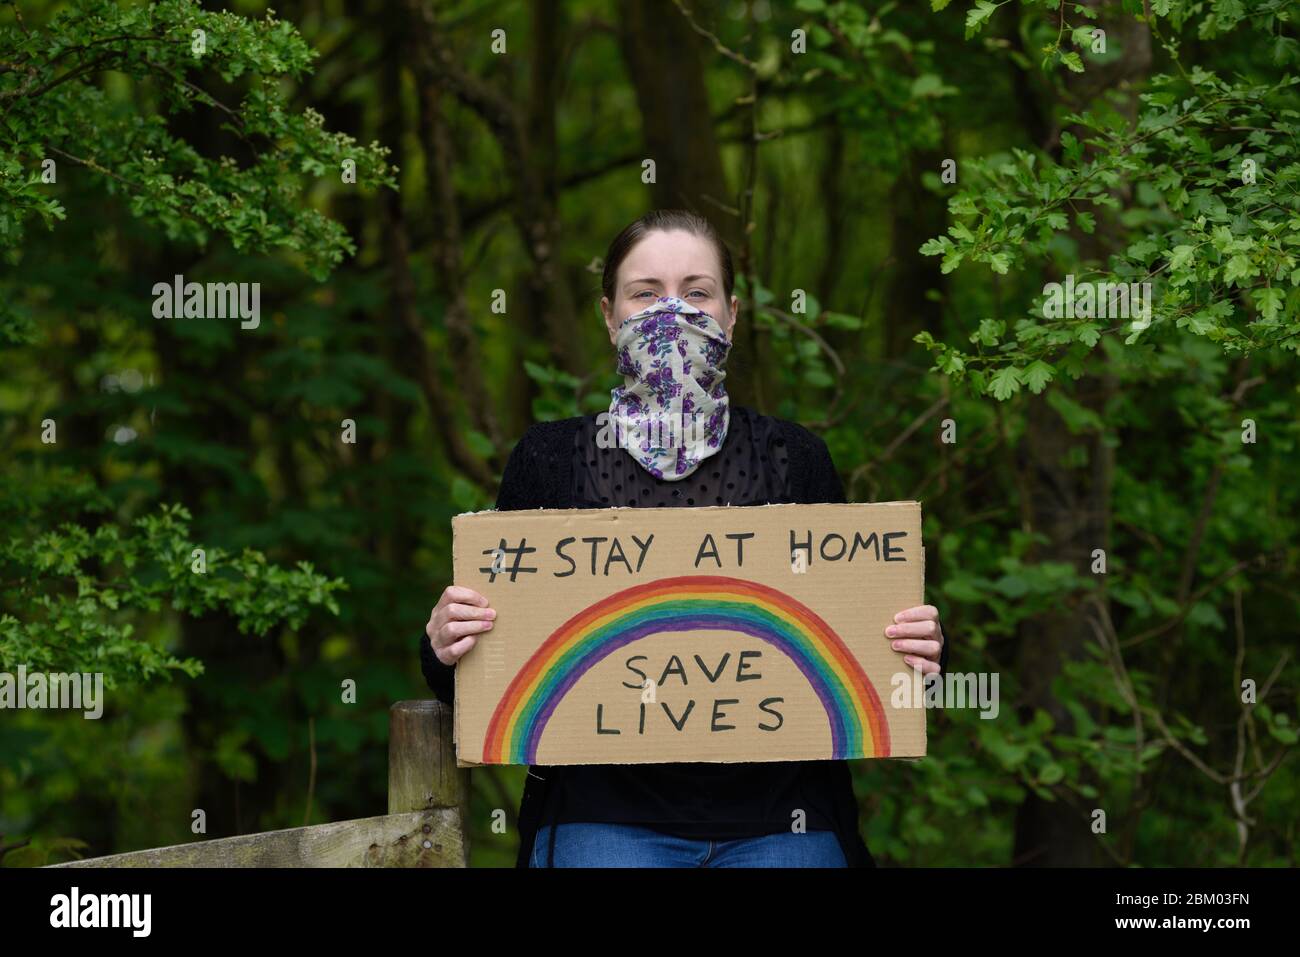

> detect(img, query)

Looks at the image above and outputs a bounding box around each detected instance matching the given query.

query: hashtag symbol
[479,537,538,583]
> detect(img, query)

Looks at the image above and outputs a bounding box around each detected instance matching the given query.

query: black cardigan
[419,412,949,867]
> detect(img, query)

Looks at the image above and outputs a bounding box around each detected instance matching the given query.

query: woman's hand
[885,605,944,675]
[427,585,496,667]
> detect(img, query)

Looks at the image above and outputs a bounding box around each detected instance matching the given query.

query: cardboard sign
[450,502,926,768]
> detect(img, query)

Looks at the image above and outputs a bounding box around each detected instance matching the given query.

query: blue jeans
[529,822,848,868]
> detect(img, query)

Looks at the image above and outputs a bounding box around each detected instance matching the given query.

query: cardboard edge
[451,507,501,521]
[457,751,927,769]
[450,501,922,527]
[921,517,929,757]
[450,500,928,767]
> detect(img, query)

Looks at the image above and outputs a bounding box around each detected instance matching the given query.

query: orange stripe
[484,576,886,759]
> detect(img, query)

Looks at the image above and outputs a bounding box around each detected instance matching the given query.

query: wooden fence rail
[51,700,469,868]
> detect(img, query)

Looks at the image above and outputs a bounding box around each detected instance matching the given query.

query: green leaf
[450,477,480,511]
[804,366,834,388]
[975,318,1005,346]
[822,311,863,330]
[1168,244,1196,272]
[964,1,999,40]
[1059,51,1085,73]
[523,360,555,384]
[465,430,495,458]
[911,73,953,98]
[1075,323,1101,347]
[989,365,1023,401]
[1023,360,1054,394]
[1253,286,1283,321]
[1038,763,1066,785]
[1224,254,1256,285]
[1044,391,1101,434]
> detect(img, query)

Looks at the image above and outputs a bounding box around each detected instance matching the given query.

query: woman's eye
[688,290,709,298]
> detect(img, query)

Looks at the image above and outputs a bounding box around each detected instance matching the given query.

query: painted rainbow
[482,575,889,764]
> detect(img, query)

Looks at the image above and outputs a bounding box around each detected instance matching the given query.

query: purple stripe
[521,613,844,762]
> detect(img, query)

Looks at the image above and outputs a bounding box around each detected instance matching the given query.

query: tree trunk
[616,0,739,241]
[1011,3,1151,867]
[883,146,950,359]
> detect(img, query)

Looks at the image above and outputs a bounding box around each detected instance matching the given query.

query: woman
[420,209,948,867]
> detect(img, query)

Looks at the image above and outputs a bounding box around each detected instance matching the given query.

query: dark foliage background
[2,0,1297,867]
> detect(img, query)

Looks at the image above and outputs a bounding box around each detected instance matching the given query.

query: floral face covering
[607,295,731,481]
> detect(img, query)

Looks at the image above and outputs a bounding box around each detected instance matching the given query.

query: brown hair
[600,209,735,302]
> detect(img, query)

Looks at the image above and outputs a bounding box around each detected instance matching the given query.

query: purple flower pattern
[608,295,731,480]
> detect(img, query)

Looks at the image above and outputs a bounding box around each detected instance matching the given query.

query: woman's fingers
[427,585,496,666]
[439,618,494,643]
[889,638,942,659]
[442,602,496,622]
[903,655,941,675]
[893,605,939,623]
[432,605,495,644]
[441,585,488,607]
[426,605,490,644]
[885,610,943,666]
[886,619,939,639]
[435,634,479,666]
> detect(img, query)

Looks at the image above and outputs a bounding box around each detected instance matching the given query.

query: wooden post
[52,811,465,868]
[388,699,470,865]
[50,700,471,868]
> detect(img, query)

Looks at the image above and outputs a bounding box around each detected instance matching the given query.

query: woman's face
[601,229,738,344]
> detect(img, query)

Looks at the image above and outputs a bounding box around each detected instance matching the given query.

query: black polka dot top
[572,406,795,508]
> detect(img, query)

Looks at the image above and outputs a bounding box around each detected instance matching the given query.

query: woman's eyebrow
[623,275,717,289]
